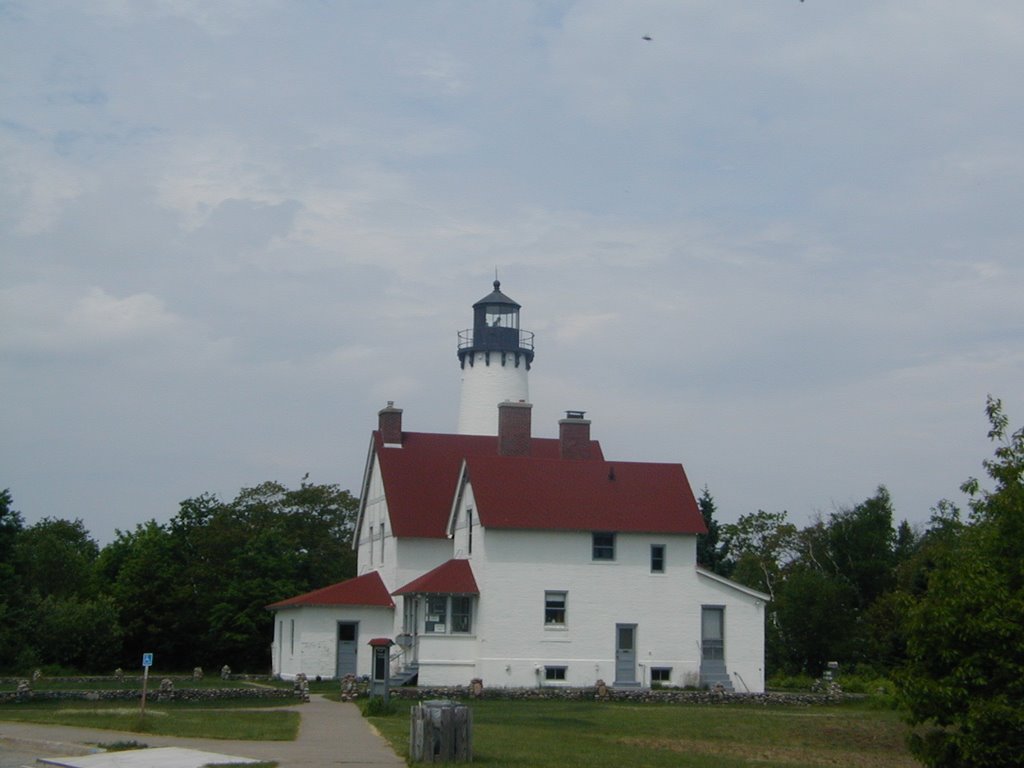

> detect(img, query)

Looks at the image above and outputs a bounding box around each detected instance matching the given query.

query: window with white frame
[544,591,567,627]
[451,596,472,633]
[424,595,473,634]
[467,509,474,554]
[592,531,615,560]
[544,666,567,681]
[651,667,672,683]
[651,544,666,573]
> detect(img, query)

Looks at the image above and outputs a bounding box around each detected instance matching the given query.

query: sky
[2,1,1022,545]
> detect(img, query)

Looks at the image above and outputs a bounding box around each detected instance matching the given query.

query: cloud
[0,136,85,234]
[0,285,187,357]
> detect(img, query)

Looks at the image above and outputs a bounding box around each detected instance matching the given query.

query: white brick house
[268,282,768,691]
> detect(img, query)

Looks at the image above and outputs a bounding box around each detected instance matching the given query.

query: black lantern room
[457,280,534,369]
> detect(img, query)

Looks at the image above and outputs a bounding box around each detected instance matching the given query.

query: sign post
[140,653,153,716]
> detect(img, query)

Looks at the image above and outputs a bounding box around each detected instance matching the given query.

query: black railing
[457,328,534,352]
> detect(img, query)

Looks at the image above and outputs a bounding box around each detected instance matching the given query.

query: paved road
[0,695,405,768]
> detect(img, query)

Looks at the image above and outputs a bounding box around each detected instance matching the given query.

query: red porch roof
[465,456,706,534]
[266,570,395,609]
[392,558,479,596]
[373,430,603,539]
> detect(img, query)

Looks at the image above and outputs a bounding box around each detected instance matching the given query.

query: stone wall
[0,686,297,705]
[389,685,845,706]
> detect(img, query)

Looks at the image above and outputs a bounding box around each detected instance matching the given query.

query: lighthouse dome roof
[472,280,520,310]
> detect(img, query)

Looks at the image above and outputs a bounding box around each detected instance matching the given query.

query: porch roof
[392,558,479,596]
[266,570,395,609]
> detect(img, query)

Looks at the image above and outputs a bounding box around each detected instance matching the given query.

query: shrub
[362,696,399,717]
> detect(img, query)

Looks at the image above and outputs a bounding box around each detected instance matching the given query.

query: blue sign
[142,653,154,668]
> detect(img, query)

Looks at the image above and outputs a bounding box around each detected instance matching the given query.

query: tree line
[698,396,1023,767]
[0,480,358,674]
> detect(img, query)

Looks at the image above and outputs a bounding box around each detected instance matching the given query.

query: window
[379,522,385,562]
[651,544,666,573]
[451,596,472,633]
[544,666,567,681]
[592,532,615,560]
[425,595,473,634]
[467,509,474,555]
[425,595,448,634]
[544,591,567,626]
[290,619,295,654]
[651,667,672,683]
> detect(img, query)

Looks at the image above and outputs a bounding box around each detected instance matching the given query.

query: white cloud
[0,137,85,234]
[0,285,185,354]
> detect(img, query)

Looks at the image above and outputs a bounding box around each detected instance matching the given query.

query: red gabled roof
[374,431,603,539]
[266,571,395,609]
[465,456,706,534]
[392,558,479,596]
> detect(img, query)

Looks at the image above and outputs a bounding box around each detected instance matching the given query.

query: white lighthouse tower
[456,280,535,435]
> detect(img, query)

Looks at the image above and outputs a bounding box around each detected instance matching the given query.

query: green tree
[14,517,99,599]
[0,490,27,670]
[826,486,897,611]
[99,520,185,667]
[899,397,1024,767]
[722,510,797,600]
[696,486,732,576]
[32,595,123,671]
[772,564,858,674]
[99,478,359,671]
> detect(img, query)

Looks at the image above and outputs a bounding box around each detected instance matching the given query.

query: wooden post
[140,664,149,716]
[409,702,472,762]
[140,652,153,716]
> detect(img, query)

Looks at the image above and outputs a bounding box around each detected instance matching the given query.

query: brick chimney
[379,401,403,446]
[497,401,532,456]
[559,411,592,460]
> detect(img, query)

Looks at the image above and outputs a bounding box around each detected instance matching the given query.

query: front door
[701,607,724,662]
[336,621,358,678]
[615,623,637,685]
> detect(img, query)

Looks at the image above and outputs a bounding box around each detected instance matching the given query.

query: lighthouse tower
[456,280,535,435]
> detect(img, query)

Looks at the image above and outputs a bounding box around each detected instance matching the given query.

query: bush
[362,696,399,717]
[767,673,816,691]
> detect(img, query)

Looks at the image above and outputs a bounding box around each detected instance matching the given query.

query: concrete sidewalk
[0,695,405,768]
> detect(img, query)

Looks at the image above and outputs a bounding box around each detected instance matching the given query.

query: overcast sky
[2,1,1022,544]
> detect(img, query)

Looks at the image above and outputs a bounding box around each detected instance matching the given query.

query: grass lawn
[368,699,919,768]
[0,699,299,740]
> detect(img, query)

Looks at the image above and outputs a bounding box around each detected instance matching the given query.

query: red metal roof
[392,558,479,596]
[266,571,395,609]
[465,456,706,534]
[374,431,604,539]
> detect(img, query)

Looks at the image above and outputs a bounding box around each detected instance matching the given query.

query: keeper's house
[268,283,768,691]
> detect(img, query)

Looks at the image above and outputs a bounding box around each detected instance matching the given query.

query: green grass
[368,699,919,768]
[0,700,299,741]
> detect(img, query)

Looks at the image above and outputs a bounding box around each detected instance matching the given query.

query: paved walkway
[0,695,405,768]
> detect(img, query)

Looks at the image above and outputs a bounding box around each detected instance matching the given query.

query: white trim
[352,436,378,551]
[446,460,471,536]
[696,567,771,602]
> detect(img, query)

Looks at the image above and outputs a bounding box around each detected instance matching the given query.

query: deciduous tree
[899,397,1024,767]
